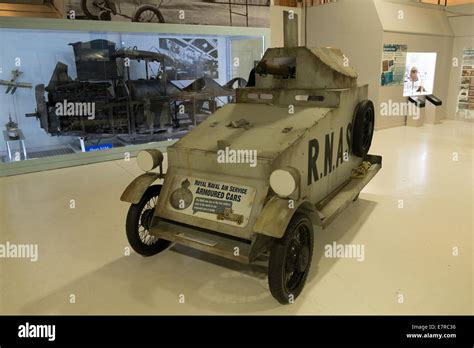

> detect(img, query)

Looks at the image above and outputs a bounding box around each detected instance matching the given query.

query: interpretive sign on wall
[380,44,407,87]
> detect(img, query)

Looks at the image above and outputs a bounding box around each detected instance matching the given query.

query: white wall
[375,0,452,36]
[288,0,386,128]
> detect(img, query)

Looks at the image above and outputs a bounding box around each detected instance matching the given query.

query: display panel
[65,0,270,27]
[380,44,407,86]
[158,37,219,80]
[456,48,474,120]
[403,52,437,97]
[0,28,264,165]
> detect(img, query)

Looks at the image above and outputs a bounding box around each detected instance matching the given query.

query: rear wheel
[268,213,314,304]
[132,5,165,23]
[98,10,112,21]
[126,185,171,256]
[352,100,375,158]
[81,0,108,20]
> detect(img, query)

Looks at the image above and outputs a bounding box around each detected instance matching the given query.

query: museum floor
[0,120,472,315]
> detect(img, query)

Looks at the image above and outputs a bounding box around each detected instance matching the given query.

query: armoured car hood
[171,103,333,159]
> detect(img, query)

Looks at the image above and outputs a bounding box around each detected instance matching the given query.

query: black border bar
[0,315,472,346]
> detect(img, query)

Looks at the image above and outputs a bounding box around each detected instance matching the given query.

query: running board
[149,219,251,264]
[318,154,382,228]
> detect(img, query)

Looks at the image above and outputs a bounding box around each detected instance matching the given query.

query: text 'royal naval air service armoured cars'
[120,13,382,304]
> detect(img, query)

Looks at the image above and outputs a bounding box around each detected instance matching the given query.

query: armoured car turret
[120,13,381,304]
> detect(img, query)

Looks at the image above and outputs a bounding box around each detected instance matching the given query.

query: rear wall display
[456,48,474,120]
[380,44,407,86]
[66,0,270,27]
[78,0,165,22]
[403,52,437,97]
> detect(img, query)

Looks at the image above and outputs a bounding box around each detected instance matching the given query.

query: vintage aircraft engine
[27,40,127,135]
[27,39,243,138]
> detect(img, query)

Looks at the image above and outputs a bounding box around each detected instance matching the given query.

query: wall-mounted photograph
[66,0,271,27]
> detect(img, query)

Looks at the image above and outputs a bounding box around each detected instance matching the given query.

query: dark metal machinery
[27,39,242,139]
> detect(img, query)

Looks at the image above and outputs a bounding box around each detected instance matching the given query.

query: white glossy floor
[0,120,472,315]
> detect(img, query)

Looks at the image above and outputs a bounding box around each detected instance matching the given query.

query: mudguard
[120,172,161,204]
[253,196,320,238]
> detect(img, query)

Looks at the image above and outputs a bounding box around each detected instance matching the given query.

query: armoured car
[121,14,381,304]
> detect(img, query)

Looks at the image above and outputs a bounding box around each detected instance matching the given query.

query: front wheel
[126,185,171,256]
[268,213,314,304]
[132,5,165,23]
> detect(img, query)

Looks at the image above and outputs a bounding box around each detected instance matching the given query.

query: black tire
[126,185,171,256]
[352,100,375,158]
[268,213,314,304]
[98,10,112,21]
[132,5,165,23]
[81,0,108,20]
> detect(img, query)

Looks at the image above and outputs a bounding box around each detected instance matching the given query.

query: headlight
[269,167,299,197]
[137,149,164,172]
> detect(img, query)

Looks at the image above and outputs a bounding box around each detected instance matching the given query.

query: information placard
[166,175,256,228]
[381,44,408,86]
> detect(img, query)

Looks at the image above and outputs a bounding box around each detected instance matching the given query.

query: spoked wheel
[268,213,314,304]
[132,5,165,23]
[98,10,112,21]
[352,100,375,158]
[81,0,111,20]
[126,185,171,256]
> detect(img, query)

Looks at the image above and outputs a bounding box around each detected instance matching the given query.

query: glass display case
[0,19,268,175]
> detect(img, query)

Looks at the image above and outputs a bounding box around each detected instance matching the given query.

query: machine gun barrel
[255,60,294,78]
